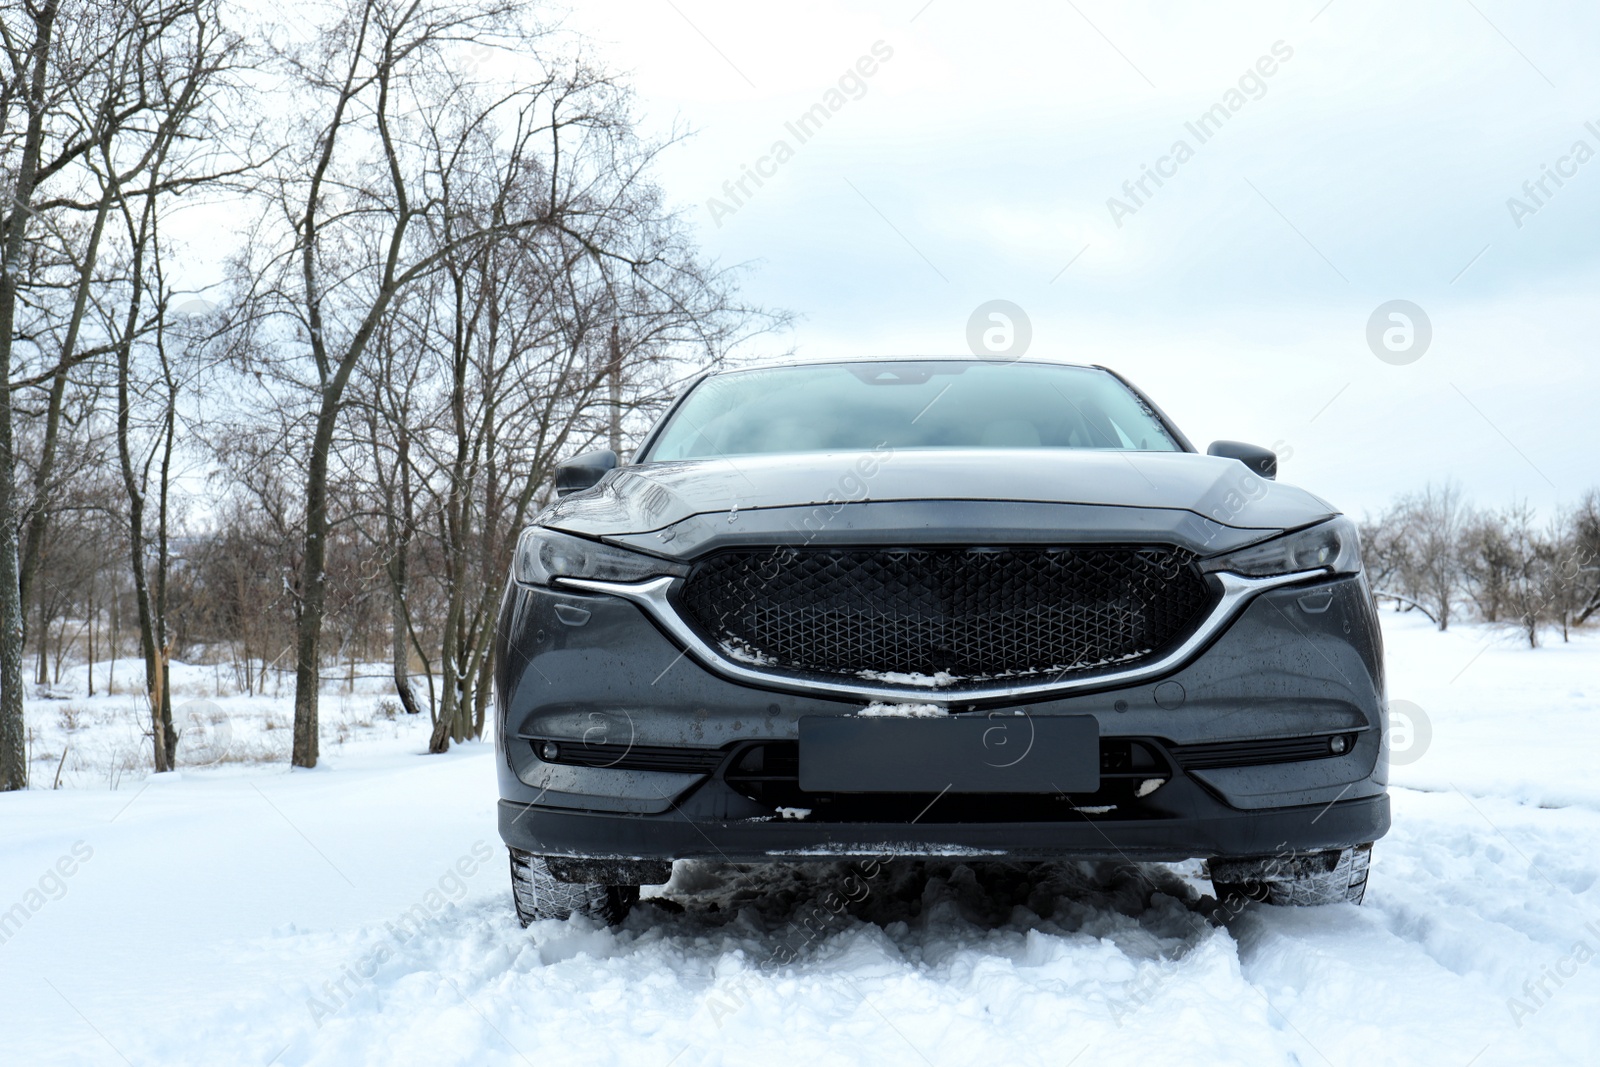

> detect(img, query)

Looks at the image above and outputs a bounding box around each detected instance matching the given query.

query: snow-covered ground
[3,614,1598,1066]
[17,658,424,790]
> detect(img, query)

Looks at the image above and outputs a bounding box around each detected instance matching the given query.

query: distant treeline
[1359,483,1600,646]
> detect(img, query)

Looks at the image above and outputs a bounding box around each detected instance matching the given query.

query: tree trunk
[87,590,96,697]
[113,198,172,773]
[150,643,170,771]
[19,364,79,616]
[35,597,49,686]
[129,534,169,772]
[0,1,62,789]
[428,637,462,753]
[389,558,420,716]
[608,323,623,457]
[52,619,68,685]
[389,420,422,716]
[472,642,493,739]
[17,169,115,625]
[291,391,340,768]
[108,582,119,697]
[1,4,75,790]
[428,288,473,756]
[154,363,178,765]
[1578,588,1600,626]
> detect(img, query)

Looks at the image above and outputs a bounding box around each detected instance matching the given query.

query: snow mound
[857,702,945,718]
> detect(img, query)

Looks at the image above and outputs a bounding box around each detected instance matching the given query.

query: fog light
[541,741,560,761]
[1329,735,1349,755]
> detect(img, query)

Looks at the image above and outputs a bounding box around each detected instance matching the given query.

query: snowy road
[3,614,1598,1066]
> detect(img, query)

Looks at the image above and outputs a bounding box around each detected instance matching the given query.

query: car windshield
[642,361,1182,461]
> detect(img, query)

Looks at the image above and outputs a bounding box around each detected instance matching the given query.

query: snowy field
[3,613,1598,1066]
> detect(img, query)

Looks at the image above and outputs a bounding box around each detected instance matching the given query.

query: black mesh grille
[677,545,1215,681]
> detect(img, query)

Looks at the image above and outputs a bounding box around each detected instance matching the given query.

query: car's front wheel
[509,848,639,925]
[1209,844,1372,907]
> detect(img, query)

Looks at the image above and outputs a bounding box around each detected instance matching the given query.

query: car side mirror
[554,449,619,497]
[1206,440,1277,480]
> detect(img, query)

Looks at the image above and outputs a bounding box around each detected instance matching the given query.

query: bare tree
[0,1,779,785]
[356,304,432,717]
[1400,481,1467,630]
[228,0,551,767]
[89,0,245,770]
[1360,506,1419,616]
[1571,490,1600,626]
[229,0,771,766]
[182,488,300,695]
[0,0,62,790]
[398,102,771,751]
[1497,501,1553,648]
[2,0,235,788]
[1461,509,1516,624]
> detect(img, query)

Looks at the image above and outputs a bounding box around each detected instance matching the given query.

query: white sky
[558,0,1600,520]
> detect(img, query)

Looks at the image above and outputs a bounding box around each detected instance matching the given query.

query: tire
[509,848,639,925]
[1209,843,1372,907]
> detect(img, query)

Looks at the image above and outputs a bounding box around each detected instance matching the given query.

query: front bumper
[494,571,1389,863]
[498,790,1390,864]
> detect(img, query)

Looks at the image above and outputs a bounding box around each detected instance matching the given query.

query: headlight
[512,527,687,586]
[1201,516,1363,577]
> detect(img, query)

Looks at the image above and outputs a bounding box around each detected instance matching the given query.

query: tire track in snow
[168,859,1296,1067]
[1228,788,1600,1067]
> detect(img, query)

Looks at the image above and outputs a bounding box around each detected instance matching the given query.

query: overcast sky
[556,0,1600,519]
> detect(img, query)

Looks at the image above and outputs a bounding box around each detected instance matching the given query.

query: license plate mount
[797,714,1100,794]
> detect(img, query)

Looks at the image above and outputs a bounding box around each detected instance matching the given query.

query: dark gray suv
[494,358,1389,923]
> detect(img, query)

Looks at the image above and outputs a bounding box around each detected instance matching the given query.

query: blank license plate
[797,714,1099,794]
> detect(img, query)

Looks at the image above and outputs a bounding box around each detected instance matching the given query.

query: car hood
[539,449,1338,545]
